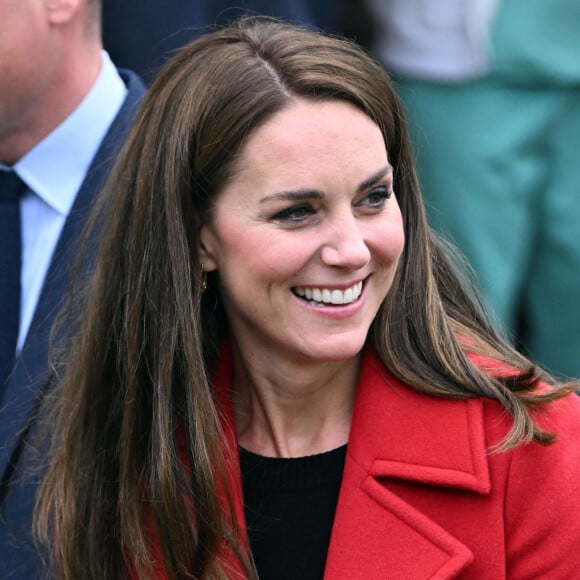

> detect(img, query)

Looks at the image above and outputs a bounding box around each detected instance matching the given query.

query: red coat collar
[214,344,492,579]
[346,348,490,493]
[324,348,491,579]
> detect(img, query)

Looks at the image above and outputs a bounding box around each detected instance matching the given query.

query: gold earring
[201,265,208,294]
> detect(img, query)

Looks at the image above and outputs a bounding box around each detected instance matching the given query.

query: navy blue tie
[0,170,25,386]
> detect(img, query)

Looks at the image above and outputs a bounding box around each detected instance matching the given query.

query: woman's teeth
[293,281,363,305]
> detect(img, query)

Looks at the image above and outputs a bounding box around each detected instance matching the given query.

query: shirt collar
[11,51,127,216]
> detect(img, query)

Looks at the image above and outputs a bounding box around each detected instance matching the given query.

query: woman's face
[200,99,404,365]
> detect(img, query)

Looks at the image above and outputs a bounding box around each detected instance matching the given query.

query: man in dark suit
[0,0,145,576]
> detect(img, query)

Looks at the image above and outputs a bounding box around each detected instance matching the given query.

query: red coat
[214,346,580,579]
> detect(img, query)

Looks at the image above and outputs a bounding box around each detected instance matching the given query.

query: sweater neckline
[239,444,347,491]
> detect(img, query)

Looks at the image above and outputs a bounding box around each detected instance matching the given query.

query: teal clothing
[492,0,580,85]
[392,0,580,378]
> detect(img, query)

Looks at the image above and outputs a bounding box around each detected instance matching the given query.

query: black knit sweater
[240,445,347,580]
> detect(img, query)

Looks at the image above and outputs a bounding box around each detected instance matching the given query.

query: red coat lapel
[325,348,491,579]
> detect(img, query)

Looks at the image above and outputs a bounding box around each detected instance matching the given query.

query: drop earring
[201,265,208,294]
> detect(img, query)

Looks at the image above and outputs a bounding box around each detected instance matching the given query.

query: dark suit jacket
[0,69,145,579]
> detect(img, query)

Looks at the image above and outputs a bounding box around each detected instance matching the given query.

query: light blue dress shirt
[0,51,127,351]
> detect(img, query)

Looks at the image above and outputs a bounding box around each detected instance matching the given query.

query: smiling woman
[200,99,404,373]
[36,16,580,580]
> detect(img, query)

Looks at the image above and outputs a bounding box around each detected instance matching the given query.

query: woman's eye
[357,187,392,209]
[272,204,315,223]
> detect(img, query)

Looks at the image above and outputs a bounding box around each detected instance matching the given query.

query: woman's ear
[199,225,219,272]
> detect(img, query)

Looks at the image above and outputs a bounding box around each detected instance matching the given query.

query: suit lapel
[0,177,96,485]
[325,348,490,579]
[0,71,145,485]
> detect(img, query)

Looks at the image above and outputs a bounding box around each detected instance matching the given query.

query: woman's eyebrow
[260,165,393,203]
[260,189,324,203]
[356,165,393,193]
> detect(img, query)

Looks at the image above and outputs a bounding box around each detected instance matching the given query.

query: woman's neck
[231,345,361,458]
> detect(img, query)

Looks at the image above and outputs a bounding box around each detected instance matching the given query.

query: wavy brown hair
[36,16,577,579]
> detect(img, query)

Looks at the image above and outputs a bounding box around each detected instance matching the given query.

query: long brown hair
[36,16,577,579]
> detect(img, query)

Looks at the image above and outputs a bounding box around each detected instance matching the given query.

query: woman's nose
[320,215,371,269]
